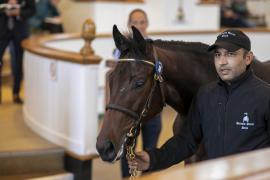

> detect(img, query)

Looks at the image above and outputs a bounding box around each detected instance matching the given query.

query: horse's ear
[131,26,146,51]
[112,25,129,52]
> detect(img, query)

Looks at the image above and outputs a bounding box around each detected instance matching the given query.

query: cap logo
[220,31,236,38]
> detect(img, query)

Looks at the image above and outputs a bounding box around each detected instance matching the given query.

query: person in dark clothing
[220,0,254,28]
[29,0,63,34]
[0,0,35,104]
[128,29,270,172]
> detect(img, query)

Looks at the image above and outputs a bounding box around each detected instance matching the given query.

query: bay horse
[96,25,270,164]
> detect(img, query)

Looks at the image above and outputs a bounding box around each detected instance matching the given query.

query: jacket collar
[218,67,253,92]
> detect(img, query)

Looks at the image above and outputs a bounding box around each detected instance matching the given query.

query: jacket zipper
[223,101,228,154]
[223,92,230,155]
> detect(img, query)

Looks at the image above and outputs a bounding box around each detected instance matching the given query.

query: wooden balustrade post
[64,18,101,180]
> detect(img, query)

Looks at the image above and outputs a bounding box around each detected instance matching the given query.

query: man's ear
[131,26,146,51]
[112,25,129,52]
[246,51,254,65]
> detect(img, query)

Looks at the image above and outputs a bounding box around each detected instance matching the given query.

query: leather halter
[106,48,166,144]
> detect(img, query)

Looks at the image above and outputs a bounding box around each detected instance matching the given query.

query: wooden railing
[22,33,101,65]
[91,28,270,38]
[74,0,143,2]
[137,148,270,180]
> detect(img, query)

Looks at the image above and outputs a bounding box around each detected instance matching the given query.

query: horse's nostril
[104,139,114,152]
[96,139,116,162]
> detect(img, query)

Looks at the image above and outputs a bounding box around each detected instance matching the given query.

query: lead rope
[126,108,148,179]
[126,127,138,180]
[125,86,155,180]
[125,46,165,179]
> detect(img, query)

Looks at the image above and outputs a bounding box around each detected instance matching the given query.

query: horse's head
[96,25,165,162]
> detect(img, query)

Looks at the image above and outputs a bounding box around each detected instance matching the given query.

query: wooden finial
[80,18,96,56]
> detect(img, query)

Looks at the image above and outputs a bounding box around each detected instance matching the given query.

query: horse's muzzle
[96,139,117,162]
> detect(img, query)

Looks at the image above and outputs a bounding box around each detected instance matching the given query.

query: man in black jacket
[0,0,35,103]
[128,29,270,172]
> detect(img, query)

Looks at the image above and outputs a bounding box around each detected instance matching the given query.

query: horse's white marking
[120,87,126,92]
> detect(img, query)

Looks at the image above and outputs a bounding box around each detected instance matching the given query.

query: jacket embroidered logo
[236,112,254,130]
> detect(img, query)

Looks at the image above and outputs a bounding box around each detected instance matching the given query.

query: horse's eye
[135,80,145,88]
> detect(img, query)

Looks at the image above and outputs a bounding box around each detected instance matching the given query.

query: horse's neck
[252,59,270,83]
[157,47,216,115]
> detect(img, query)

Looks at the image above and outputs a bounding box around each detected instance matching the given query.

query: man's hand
[223,9,238,19]
[8,0,18,5]
[5,8,20,17]
[5,0,20,17]
[127,151,150,171]
[45,16,62,24]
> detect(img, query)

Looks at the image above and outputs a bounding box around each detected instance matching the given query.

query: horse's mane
[126,32,210,55]
[152,39,210,54]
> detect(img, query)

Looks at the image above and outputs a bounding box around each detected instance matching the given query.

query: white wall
[58,0,95,33]
[59,0,220,33]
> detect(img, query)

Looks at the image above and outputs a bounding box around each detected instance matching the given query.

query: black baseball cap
[208,29,251,52]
